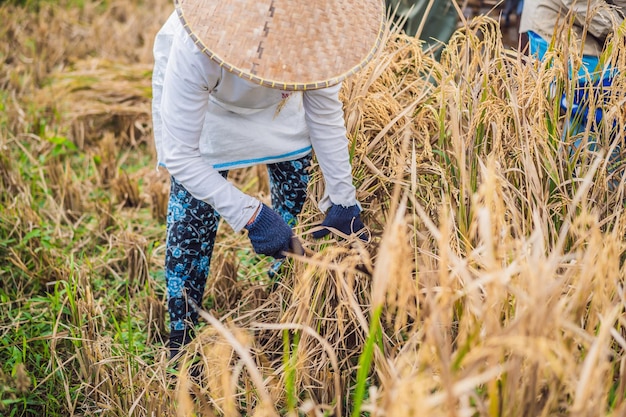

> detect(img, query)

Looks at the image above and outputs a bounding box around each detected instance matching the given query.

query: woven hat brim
[175,0,386,91]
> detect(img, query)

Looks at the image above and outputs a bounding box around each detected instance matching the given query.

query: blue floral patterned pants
[165,154,311,334]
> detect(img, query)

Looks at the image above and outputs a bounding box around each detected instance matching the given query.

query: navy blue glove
[245,204,293,258]
[312,204,368,240]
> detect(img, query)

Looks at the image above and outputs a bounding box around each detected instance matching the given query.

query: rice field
[1,1,626,416]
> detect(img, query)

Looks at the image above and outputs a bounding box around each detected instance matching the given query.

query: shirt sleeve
[158,22,261,232]
[152,12,178,167]
[564,0,625,39]
[303,84,359,212]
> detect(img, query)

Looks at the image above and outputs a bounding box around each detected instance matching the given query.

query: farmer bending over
[151,0,383,359]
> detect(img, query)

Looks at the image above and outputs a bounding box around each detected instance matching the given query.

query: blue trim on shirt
[212,146,312,170]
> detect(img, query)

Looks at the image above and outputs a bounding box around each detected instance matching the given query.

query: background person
[519,0,625,165]
[519,0,625,63]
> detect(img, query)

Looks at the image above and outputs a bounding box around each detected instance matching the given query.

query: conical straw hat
[175,0,386,91]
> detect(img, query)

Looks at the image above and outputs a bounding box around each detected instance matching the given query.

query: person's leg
[265,154,311,277]
[267,154,312,226]
[165,176,222,359]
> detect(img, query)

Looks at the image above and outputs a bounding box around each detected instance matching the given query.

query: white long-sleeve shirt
[152,12,358,232]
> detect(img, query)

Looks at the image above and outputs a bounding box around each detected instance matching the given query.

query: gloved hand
[312,204,368,240]
[245,204,293,258]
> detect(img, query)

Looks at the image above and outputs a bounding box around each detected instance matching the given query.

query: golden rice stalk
[371,195,417,335]
[0,146,23,198]
[113,171,141,208]
[33,58,153,148]
[194,309,278,417]
[118,230,150,289]
[0,0,171,91]
[147,170,171,223]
